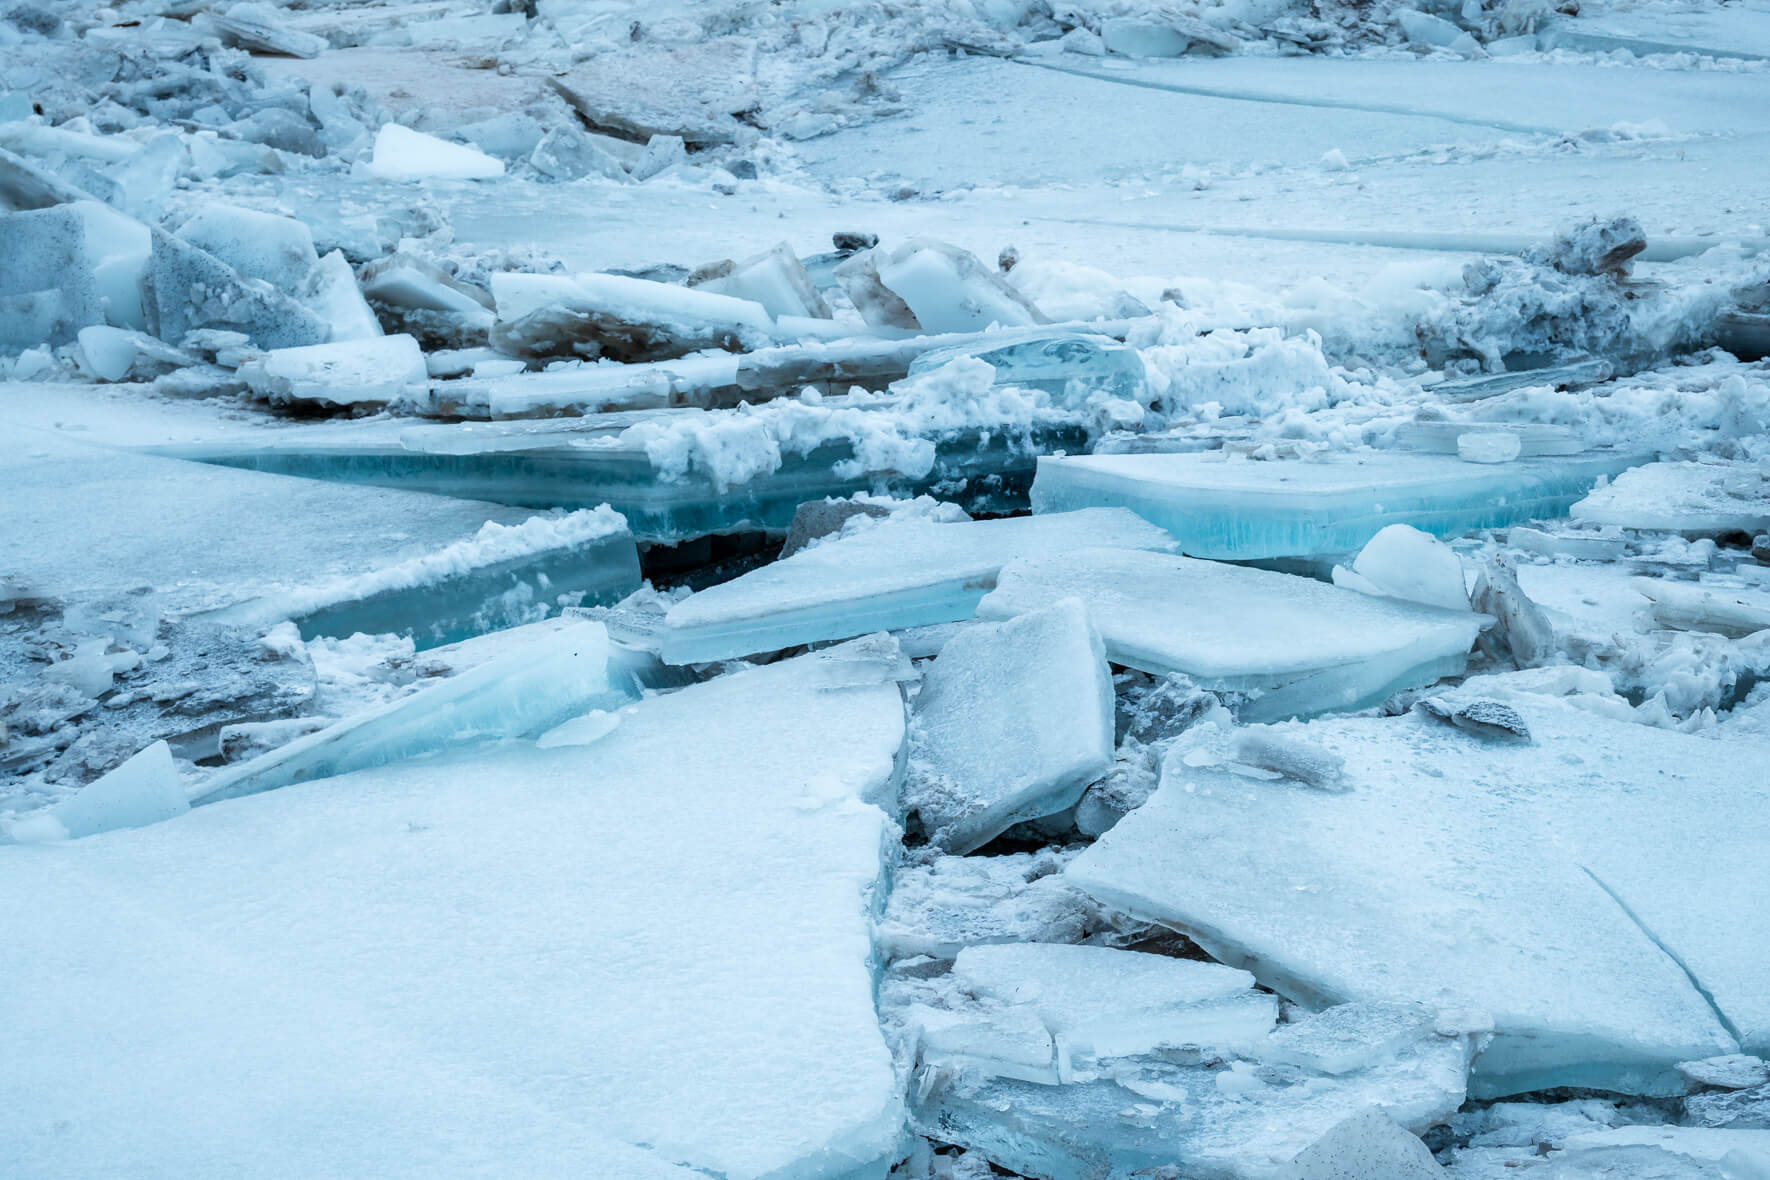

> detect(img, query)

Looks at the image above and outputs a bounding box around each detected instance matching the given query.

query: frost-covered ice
[241,334,427,407]
[1068,696,1768,1097]
[0,648,907,1179]
[1573,461,1770,535]
[907,600,1115,852]
[977,546,1487,720]
[661,509,1172,664]
[1032,451,1652,560]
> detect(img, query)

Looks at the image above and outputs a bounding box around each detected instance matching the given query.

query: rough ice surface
[873,849,1105,961]
[1573,462,1770,535]
[0,648,906,1179]
[661,509,1173,663]
[175,203,318,296]
[908,331,1148,402]
[907,600,1115,852]
[1032,451,1652,560]
[977,546,1487,720]
[1067,696,1766,1098]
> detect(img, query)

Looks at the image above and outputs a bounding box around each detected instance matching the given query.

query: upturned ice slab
[977,547,1487,720]
[0,650,908,1180]
[1066,696,1767,1097]
[660,509,1173,664]
[1031,450,1650,560]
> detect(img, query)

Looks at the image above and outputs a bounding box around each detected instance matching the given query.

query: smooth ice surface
[3,740,186,842]
[660,509,1173,663]
[191,620,636,805]
[908,600,1115,852]
[977,547,1486,721]
[0,650,907,1180]
[1032,451,1651,560]
[1332,524,1471,612]
[874,238,1045,335]
[365,123,505,181]
[242,334,427,406]
[1067,697,1766,1097]
[1573,462,1770,535]
[176,203,318,295]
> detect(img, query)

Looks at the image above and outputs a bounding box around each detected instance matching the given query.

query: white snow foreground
[1067,694,1770,1099]
[0,646,910,1180]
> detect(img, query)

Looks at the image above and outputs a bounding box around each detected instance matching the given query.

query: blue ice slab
[159,412,1090,543]
[907,332,1147,402]
[1031,450,1653,560]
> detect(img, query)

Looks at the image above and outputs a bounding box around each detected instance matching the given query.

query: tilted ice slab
[908,600,1115,852]
[0,651,907,1180]
[5,427,639,642]
[1573,461,1770,535]
[1031,450,1651,560]
[191,620,638,806]
[661,509,1173,663]
[912,996,1472,1180]
[977,547,1486,721]
[1066,697,1767,1097]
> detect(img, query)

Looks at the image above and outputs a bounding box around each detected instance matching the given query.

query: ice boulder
[907,599,1115,852]
[176,203,319,296]
[1332,524,1470,613]
[365,124,505,182]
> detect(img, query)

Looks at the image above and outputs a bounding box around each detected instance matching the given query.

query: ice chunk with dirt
[1032,451,1651,561]
[908,599,1114,852]
[0,649,906,1179]
[1066,696,1766,1098]
[1574,462,1770,536]
[977,547,1486,721]
[176,203,318,297]
[1332,525,1470,613]
[2,740,186,843]
[661,509,1172,664]
[241,334,427,407]
[490,271,776,362]
[190,620,636,805]
[529,124,630,182]
[875,238,1047,334]
[365,123,504,181]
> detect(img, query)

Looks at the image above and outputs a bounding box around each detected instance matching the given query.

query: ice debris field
[2,0,1770,1173]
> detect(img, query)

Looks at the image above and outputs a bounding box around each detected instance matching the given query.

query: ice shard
[907,600,1115,852]
[977,547,1486,721]
[2,740,186,843]
[0,650,906,1180]
[1573,461,1770,535]
[1031,450,1651,560]
[660,509,1173,664]
[874,239,1048,335]
[1066,695,1766,1097]
[190,620,637,805]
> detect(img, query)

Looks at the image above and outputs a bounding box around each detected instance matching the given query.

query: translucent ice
[0,650,906,1180]
[977,547,1486,721]
[365,123,505,181]
[1031,450,1651,560]
[908,332,1147,402]
[1067,696,1766,1097]
[2,740,186,843]
[875,238,1048,334]
[661,509,1173,664]
[1332,524,1470,613]
[0,200,149,346]
[692,242,831,320]
[302,249,383,342]
[908,600,1114,852]
[241,335,427,407]
[176,203,318,296]
[1574,462,1770,535]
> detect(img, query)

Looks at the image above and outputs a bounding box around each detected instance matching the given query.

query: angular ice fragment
[302,249,383,342]
[908,332,1146,402]
[660,509,1173,664]
[1574,462,1770,535]
[874,849,1098,961]
[1278,1108,1444,1180]
[4,740,186,842]
[201,2,327,57]
[875,238,1047,334]
[1332,524,1470,613]
[547,40,754,146]
[630,133,688,181]
[908,600,1114,852]
[1560,1126,1770,1169]
[1032,450,1650,561]
[241,334,427,407]
[0,650,905,1180]
[978,547,1487,721]
[490,270,775,362]
[692,242,831,320]
[1470,555,1556,668]
[191,620,636,805]
[0,200,149,345]
[1067,697,1764,1098]
[1680,1056,1770,1092]
[1633,580,1770,639]
[144,230,329,349]
[176,203,318,296]
[1101,17,1195,56]
[834,247,921,330]
[359,252,496,326]
[365,124,505,181]
[529,125,631,182]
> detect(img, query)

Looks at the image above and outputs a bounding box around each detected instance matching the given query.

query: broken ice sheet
[907,600,1115,853]
[660,509,1173,664]
[1031,450,1652,561]
[0,649,906,1179]
[488,270,775,363]
[1574,461,1770,536]
[977,547,1487,721]
[1066,695,1770,1098]
[873,848,1104,961]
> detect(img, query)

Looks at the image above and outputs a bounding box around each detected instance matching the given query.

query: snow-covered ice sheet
[1032,450,1652,560]
[1067,696,1768,1097]
[0,649,908,1179]
[907,600,1115,852]
[1573,461,1770,535]
[660,509,1173,663]
[977,547,1486,720]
